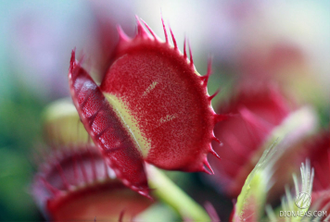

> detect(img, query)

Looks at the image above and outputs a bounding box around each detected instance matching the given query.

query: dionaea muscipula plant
[208,83,317,199]
[33,99,212,221]
[208,84,293,196]
[68,17,225,197]
[32,146,153,220]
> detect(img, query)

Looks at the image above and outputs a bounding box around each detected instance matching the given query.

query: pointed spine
[169,26,177,49]
[69,49,76,74]
[183,37,187,60]
[203,158,214,175]
[209,145,221,160]
[78,152,89,183]
[161,17,168,43]
[141,19,157,40]
[117,25,130,42]
[136,16,148,38]
[138,190,152,200]
[201,58,212,87]
[55,157,70,190]
[211,135,221,144]
[208,90,219,102]
[40,176,61,196]
[188,41,194,66]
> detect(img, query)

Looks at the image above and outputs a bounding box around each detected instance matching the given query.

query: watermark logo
[280,191,327,218]
[295,191,311,209]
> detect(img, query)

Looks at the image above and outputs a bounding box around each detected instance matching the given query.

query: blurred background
[0,0,329,220]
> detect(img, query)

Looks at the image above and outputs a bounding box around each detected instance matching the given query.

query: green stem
[147,165,211,221]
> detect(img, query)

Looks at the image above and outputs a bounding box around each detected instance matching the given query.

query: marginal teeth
[141,19,157,40]
[209,146,221,160]
[183,37,187,59]
[35,147,121,197]
[188,41,194,66]
[169,26,177,49]
[161,16,168,43]
[203,157,215,175]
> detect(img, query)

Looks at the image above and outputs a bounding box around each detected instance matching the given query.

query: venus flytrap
[30,14,323,221]
[33,99,211,221]
[32,146,154,221]
[209,85,318,200]
[68,17,225,198]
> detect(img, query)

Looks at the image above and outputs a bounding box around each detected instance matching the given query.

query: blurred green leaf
[0,148,39,220]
